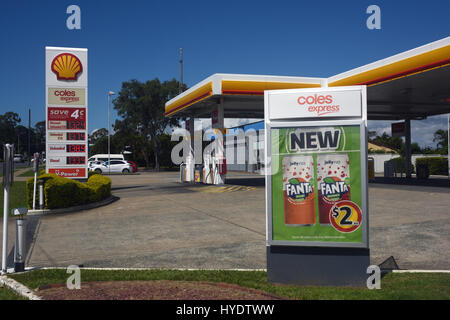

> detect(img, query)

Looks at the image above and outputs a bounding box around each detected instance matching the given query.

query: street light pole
[179,48,183,94]
[108,91,116,175]
[28,108,31,166]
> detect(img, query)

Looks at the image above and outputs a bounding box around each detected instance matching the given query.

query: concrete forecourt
[22,171,450,271]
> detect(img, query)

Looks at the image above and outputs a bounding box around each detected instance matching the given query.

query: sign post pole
[32,153,39,210]
[2,176,9,274]
[264,86,369,286]
[2,144,14,274]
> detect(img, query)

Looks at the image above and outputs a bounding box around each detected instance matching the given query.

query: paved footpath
[12,172,450,270]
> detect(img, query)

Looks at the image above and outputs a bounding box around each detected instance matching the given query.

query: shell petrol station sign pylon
[45,47,88,179]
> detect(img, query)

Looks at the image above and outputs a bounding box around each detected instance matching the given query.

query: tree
[90,128,108,144]
[0,112,21,146]
[371,132,404,152]
[88,128,112,156]
[14,125,29,154]
[112,119,146,165]
[433,129,448,154]
[368,130,377,139]
[400,142,422,156]
[35,121,46,152]
[153,133,179,169]
[88,136,108,156]
[113,78,185,170]
[0,114,46,158]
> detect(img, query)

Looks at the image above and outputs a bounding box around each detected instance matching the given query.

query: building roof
[165,37,450,121]
[368,142,398,154]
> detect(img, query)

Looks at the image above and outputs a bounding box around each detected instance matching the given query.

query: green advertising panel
[271,125,364,245]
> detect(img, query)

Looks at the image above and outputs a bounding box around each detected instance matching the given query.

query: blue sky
[0,0,449,147]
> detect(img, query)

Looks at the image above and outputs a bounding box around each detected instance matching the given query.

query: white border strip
[392,270,450,273]
[0,276,42,300]
[36,267,267,272]
[34,267,450,273]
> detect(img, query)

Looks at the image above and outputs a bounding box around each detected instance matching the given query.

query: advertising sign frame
[265,86,369,249]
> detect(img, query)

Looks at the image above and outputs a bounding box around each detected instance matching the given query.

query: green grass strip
[9,269,450,300]
[0,286,27,300]
[0,181,27,216]
[18,166,44,177]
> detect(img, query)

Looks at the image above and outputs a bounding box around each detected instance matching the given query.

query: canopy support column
[183,117,195,183]
[405,119,412,178]
[212,98,226,185]
[189,115,195,158]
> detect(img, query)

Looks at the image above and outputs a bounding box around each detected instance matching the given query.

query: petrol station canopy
[165,37,450,121]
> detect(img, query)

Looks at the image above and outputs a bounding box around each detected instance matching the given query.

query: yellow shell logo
[51,53,83,81]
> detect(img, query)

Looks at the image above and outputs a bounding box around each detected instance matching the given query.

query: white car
[88,160,105,168]
[13,154,24,163]
[90,160,133,174]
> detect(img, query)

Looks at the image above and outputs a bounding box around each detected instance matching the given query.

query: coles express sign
[267,89,362,120]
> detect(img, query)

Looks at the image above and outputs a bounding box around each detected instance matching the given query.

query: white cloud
[368,120,392,136]
[225,118,261,129]
[369,115,449,148]
[189,118,262,131]
[171,115,449,149]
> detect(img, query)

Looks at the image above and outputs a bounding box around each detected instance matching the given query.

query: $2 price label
[329,200,362,233]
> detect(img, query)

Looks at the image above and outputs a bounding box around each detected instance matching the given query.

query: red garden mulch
[36,280,287,300]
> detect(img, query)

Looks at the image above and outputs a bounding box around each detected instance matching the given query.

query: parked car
[13,154,24,163]
[90,160,133,174]
[88,160,105,171]
[88,154,125,163]
[128,161,138,173]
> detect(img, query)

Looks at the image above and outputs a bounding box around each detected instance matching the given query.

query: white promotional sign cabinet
[264,86,370,286]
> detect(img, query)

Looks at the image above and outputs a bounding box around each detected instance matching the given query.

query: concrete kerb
[0,275,42,300]
[35,267,268,271]
[27,196,120,216]
[392,270,450,273]
[28,267,450,273]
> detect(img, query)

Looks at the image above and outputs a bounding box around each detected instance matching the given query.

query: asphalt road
[8,171,449,270]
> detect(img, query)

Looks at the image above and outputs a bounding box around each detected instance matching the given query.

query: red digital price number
[67,120,86,130]
[66,156,86,165]
[67,132,85,141]
[66,144,86,153]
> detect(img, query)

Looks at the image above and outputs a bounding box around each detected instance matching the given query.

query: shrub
[26,174,112,210]
[44,176,80,209]
[88,170,100,178]
[86,174,112,203]
[415,157,448,175]
[386,157,415,174]
[26,173,58,209]
[369,149,396,154]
